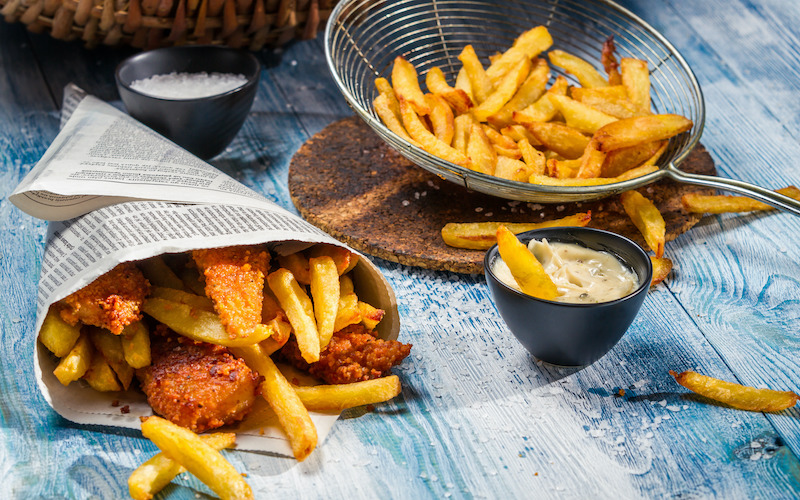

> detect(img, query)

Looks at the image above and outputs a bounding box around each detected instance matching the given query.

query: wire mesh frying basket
[324,0,705,203]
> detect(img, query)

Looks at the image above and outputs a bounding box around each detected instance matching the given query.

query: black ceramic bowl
[484,227,653,366]
[115,46,260,160]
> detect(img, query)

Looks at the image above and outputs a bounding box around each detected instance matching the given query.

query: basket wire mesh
[325,0,705,203]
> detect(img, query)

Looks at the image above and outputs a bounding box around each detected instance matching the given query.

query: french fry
[549,94,617,135]
[425,93,455,145]
[277,251,311,284]
[441,212,592,250]
[485,25,552,83]
[518,138,546,175]
[267,268,319,363]
[548,49,608,88]
[500,124,540,145]
[512,75,568,123]
[121,321,151,369]
[358,301,385,330]
[620,190,665,258]
[89,328,134,390]
[467,122,497,174]
[142,298,273,347]
[600,140,664,177]
[138,255,187,291]
[620,57,651,112]
[309,256,339,350]
[128,432,237,500]
[493,145,523,160]
[177,263,207,296]
[594,114,692,152]
[374,93,419,146]
[455,67,474,101]
[425,66,473,114]
[334,292,361,332]
[53,332,92,386]
[487,58,550,128]
[458,44,494,104]
[670,370,800,413]
[339,274,355,296]
[400,99,472,167]
[571,85,642,119]
[575,140,607,179]
[306,243,359,275]
[140,416,253,499]
[601,36,621,85]
[681,186,800,214]
[524,121,590,160]
[150,286,215,311]
[494,156,533,182]
[231,344,317,461]
[293,375,402,411]
[528,164,659,186]
[39,306,81,357]
[650,256,672,286]
[452,113,472,152]
[472,57,532,122]
[391,56,430,115]
[482,124,517,150]
[259,316,292,355]
[496,225,559,300]
[83,353,122,392]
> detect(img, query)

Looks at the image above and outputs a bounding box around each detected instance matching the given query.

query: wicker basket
[0,0,336,50]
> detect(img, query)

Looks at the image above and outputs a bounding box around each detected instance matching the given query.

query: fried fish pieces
[192,245,271,339]
[59,262,150,335]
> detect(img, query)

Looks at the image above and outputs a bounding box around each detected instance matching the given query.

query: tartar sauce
[493,238,639,303]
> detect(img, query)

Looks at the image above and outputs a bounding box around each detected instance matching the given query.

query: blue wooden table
[2,0,800,498]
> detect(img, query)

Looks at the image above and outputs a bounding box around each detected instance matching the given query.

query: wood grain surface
[2,0,800,498]
[289,116,716,273]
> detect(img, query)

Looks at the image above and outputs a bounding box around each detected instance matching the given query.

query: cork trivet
[289,116,715,274]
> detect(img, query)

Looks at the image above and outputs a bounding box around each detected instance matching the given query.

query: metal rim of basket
[324,0,705,203]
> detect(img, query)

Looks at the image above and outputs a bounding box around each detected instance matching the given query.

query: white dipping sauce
[493,238,639,304]
[130,71,248,99]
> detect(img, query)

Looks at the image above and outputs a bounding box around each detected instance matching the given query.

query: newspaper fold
[11,85,400,455]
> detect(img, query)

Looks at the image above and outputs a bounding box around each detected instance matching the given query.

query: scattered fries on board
[37,243,411,498]
[374,27,692,187]
[670,370,800,413]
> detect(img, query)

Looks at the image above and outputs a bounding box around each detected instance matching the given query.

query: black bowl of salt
[116,46,260,160]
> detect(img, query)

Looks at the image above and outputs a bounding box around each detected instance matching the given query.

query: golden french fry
[334,292,361,332]
[293,375,402,411]
[138,255,186,291]
[518,138,546,175]
[467,122,497,174]
[231,344,317,461]
[496,225,559,300]
[306,243,359,275]
[400,99,472,167]
[83,353,122,392]
[594,114,692,152]
[642,140,668,166]
[39,306,81,357]
[452,113,472,152]
[524,121,590,160]
[600,140,664,177]
[681,186,800,214]
[575,140,607,179]
[142,298,273,347]
[121,321,151,369]
[128,432,237,500]
[494,156,533,182]
[358,301,385,330]
[487,58,550,128]
[512,75,568,123]
[89,328,134,390]
[602,36,622,85]
[650,256,672,286]
[441,212,592,250]
[455,67,474,102]
[548,49,609,88]
[425,66,473,114]
[571,85,643,119]
[309,256,339,350]
[391,56,430,115]
[267,268,319,363]
[500,124,540,145]
[53,332,92,386]
[177,263,207,296]
[458,44,494,104]
[485,25,552,83]
[339,274,355,296]
[374,77,395,100]
[374,93,419,146]
[140,416,253,499]
[620,190,665,258]
[482,124,517,149]
[620,57,651,112]
[549,94,617,135]
[472,57,532,122]
[670,370,799,413]
[150,286,214,311]
[426,93,455,145]
[493,144,523,160]
[277,250,311,284]
[547,157,580,179]
[528,164,659,186]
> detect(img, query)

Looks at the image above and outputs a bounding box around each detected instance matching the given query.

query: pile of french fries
[38,243,405,499]
[374,25,693,187]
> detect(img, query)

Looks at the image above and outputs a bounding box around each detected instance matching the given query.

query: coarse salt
[130,71,248,99]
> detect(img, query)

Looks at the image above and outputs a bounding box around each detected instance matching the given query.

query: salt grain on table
[130,71,248,99]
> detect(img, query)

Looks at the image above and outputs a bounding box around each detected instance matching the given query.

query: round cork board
[289,116,715,274]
